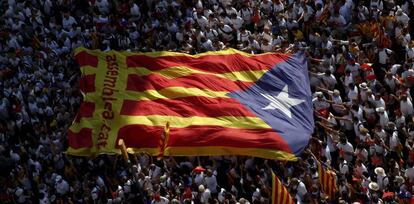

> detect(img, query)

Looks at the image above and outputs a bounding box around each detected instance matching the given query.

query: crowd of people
[1,0,414,203]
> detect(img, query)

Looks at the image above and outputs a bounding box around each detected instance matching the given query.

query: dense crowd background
[1,0,414,203]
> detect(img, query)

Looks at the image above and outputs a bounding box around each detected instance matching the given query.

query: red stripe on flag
[279,182,286,204]
[126,53,290,73]
[117,125,291,152]
[284,187,290,204]
[327,173,332,196]
[117,125,165,148]
[318,161,337,200]
[126,74,253,92]
[68,128,93,149]
[170,125,290,151]
[75,51,98,67]
[79,74,96,93]
[274,177,280,204]
[273,175,295,204]
[120,98,257,117]
[74,102,95,122]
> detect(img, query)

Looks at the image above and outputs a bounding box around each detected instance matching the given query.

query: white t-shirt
[200,189,211,203]
[62,16,77,30]
[377,175,389,190]
[195,16,208,29]
[96,0,110,14]
[347,86,359,101]
[195,172,204,185]
[55,180,69,195]
[355,164,368,177]
[396,13,410,27]
[378,48,392,65]
[313,98,330,111]
[322,74,337,89]
[218,25,233,41]
[261,43,273,52]
[339,161,349,175]
[355,148,368,161]
[337,142,354,162]
[400,98,413,116]
[294,181,308,202]
[130,4,141,17]
[405,167,414,182]
[152,197,169,204]
[389,131,400,151]
[378,112,389,128]
[231,16,244,30]
[149,166,161,181]
[205,175,218,193]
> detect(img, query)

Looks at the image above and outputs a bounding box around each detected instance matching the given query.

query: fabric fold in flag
[271,171,295,204]
[67,48,314,161]
[316,159,338,201]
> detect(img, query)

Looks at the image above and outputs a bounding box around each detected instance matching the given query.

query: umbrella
[382,192,394,199]
[193,166,205,173]
[366,74,376,81]
[361,63,372,70]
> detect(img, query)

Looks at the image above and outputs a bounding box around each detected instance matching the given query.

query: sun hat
[395,176,405,185]
[375,167,386,177]
[369,182,380,191]
[375,107,385,113]
[359,82,368,90]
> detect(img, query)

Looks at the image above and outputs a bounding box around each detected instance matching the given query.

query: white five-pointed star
[261,85,305,118]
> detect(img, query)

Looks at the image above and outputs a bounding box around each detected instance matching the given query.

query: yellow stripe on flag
[119,115,271,129]
[165,147,297,161]
[84,87,231,102]
[272,171,295,204]
[124,66,267,82]
[117,47,278,58]
[272,171,277,203]
[317,159,338,201]
[118,87,230,101]
[74,47,280,59]
[80,65,99,75]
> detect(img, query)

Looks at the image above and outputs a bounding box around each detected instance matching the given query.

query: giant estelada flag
[67,48,314,160]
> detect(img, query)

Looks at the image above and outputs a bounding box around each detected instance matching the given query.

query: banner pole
[118,139,130,163]
[157,122,170,160]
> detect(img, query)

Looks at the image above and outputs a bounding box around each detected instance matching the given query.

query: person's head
[290,178,299,187]
[340,137,347,144]
[198,184,205,193]
[219,21,224,28]
[360,128,369,136]
[386,72,393,79]
[376,107,385,115]
[352,117,359,123]
[333,89,340,97]
[401,94,408,101]
[315,92,324,100]
[153,193,161,201]
[248,35,255,42]
[366,89,372,97]
[206,169,213,177]
[316,3,323,10]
